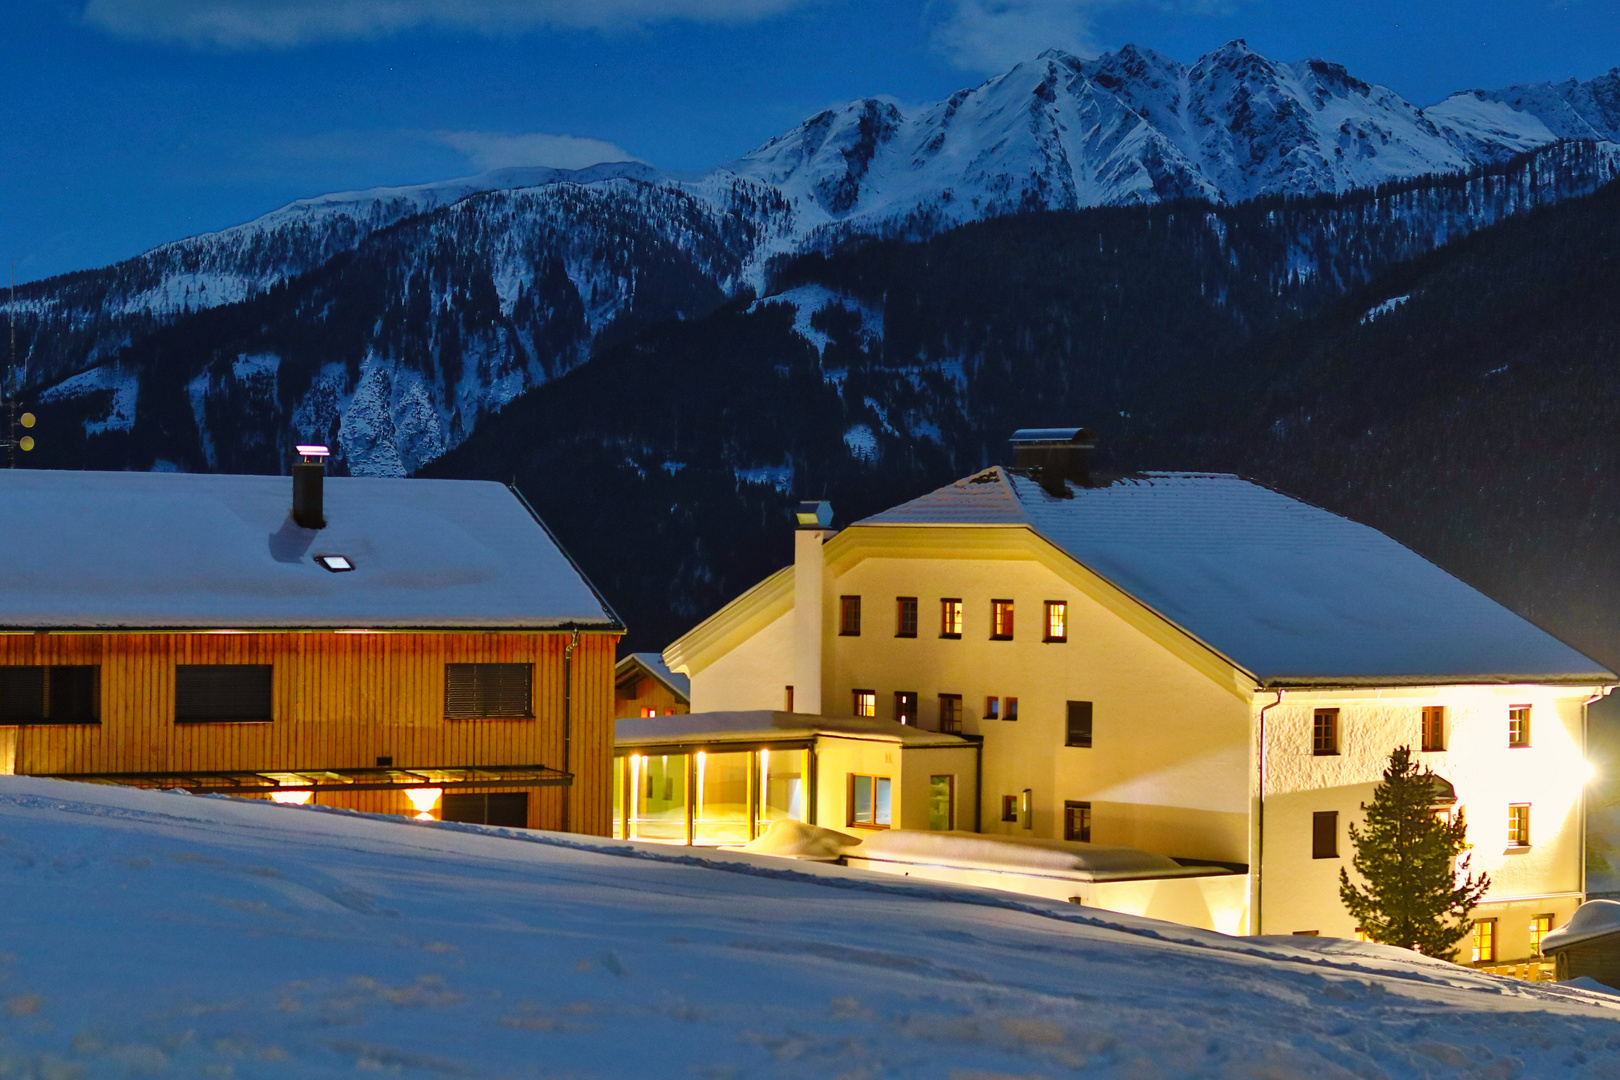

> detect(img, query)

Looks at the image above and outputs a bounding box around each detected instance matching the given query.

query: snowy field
[3,778,1619,1079]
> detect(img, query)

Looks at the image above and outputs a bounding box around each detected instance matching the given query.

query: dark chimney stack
[293,444,330,529]
[1009,427,1097,497]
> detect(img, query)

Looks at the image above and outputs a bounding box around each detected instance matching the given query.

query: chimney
[792,501,834,715]
[1009,427,1097,497]
[292,444,330,529]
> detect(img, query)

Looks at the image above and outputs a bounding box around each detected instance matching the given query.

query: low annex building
[663,429,1616,958]
[0,460,623,834]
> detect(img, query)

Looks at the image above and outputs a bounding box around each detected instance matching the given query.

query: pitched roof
[858,468,1612,686]
[616,652,691,701]
[0,470,620,631]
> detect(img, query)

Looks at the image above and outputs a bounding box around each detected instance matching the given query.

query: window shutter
[445,664,532,719]
[0,667,46,723]
[48,667,100,723]
[175,665,273,723]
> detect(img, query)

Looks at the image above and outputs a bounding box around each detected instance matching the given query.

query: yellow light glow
[1582,759,1599,785]
[270,790,311,805]
[406,787,442,820]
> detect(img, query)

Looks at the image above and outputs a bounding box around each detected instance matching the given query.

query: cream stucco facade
[666,512,1611,959]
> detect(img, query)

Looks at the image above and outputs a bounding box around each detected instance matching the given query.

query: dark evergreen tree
[1339,746,1489,958]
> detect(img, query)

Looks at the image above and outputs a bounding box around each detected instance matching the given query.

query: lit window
[1508,803,1530,846]
[938,694,963,733]
[895,597,918,638]
[640,706,656,718]
[940,598,963,638]
[839,596,862,636]
[1005,696,1019,721]
[1313,709,1340,756]
[315,554,353,572]
[928,775,954,830]
[984,695,1000,720]
[1045,601,1067,642]
[1530,914,1554,957]
[894,691,917,725]
[852,690,876,718]
[991,599,1014,640]
[848,775,892,827]
[1422,705,1446,752]
[1472,919,1496,964]
[1508,706,1531,748]
[1064,800,1091,842]
[1353,927,1370,943]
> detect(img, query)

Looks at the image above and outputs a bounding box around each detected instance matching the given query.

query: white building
[664,430,1616,960]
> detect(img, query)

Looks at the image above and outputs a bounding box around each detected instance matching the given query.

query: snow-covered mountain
[12,41,1620,476]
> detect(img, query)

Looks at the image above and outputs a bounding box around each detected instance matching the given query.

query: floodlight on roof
[316,554,353,573]
[295,444,330,459]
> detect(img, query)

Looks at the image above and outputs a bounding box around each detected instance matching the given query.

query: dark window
[984,695,1000,720]
[940,599,963,638]
[444,663,532,719]
[1064,800,1092,842]
[848,775,892,827]
[1313,709,1340,756]
[175,665,272,724]
[441,792,529,828]
[839,595,862,636]
[1422,706,1446,752]
[1005,696,1019,721]
[1312,811,1338,859]
[1045,601,1067,642]
[784,685,794,712]
[895,597,918,638]
[0,666,100,725]
[894,691,918,725]
[1508,706,1531,748]
[991,599,1014,640]
[1000,795,1019,822]
[938,693,963,734]
[1065,701,1093,748]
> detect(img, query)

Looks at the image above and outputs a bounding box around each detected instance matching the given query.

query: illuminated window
[1312,811,1338,859]
[839,595,862,636]
[1421,706,1446,752]
[1508,803,1530,846]
[938,694,963,733]
[1045,601,1067,642]
[1530,914,1554,957]
[848,774,892,828]
[1005,696,1019,721]
[1064,800,1091,842]
[991,599,1015,640]
[444,663,531,719]
[984,695,1000,720]
[1000,795,1019,822]
[1066,701,1093,748]
[1353,927,1370,943]
[852,690,876,718]
[1472,919,1497,964]
[0,665,100,725]
[759,748,808,831]
[895,597,918,638]
[940,598,963,638]
[628,753,688,843]
[1313,708,1340,756]
[640,706,657,718]
[894,691,917,725]
[694,750,753,845]
[1509,706,1531,748]
[928,775,955,830]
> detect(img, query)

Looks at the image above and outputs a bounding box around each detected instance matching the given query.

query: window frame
[846,774,893,829]
[938,693,963,734]
[1472,918,1497,964]
[1508,802,1531,847]
[1312,810,1339,859]
[852,689,877,718]
[1530,914,1554,957]
[1044,601,1068,643]
[1508,705,1531,748]
[1421,705,1446,753]
[928,775,955,831]
[1064,800,1092,842]
[984,695,1000,721]
[1312,708,1340,756]
[1065,700,1093,748]
[1005,696,1019,721]
[894,690,918,726]
[175,664,274,725]
[443,662,534,720]
[1000,795,1019,822]
[839,595,862,637]
[990,599,1015,641]
[939,598,963,639]
[895,596,919,638]
[0,665,102,725]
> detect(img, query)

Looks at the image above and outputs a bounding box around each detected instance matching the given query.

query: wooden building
[615,652,690,718]
[0,462,622,834]
[1542,900,1620,989]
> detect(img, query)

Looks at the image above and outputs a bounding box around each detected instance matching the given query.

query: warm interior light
[1583,759,1599,785]
[271,789,312,805]
[406,787,442,820]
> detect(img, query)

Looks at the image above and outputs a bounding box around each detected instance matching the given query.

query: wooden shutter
[0,667,45,723]
[175,665,273,723]
[1312,810,1339,859]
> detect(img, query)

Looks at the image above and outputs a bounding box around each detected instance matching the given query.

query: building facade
[0,467,622,835]
[615,652,691,718]
[664,431,1615,961]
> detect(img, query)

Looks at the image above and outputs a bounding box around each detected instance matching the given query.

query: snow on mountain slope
[2,776,1618,1078]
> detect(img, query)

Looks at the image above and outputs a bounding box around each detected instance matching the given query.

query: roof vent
[293,444,329,530]
[1009,427,1096,497]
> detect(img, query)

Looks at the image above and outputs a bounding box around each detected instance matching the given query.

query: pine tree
[1339,745,1489,959]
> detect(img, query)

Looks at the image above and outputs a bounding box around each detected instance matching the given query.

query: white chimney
[792,501,834,715]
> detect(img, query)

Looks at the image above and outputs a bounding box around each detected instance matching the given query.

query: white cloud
[931,0,1109,71]
[82,0,813,48]
[430,130,638,171]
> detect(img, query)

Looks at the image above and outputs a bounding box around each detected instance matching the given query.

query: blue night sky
[3,1,1617,283]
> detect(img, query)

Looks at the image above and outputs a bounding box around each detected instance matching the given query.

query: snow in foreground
[2,778,1618,1078]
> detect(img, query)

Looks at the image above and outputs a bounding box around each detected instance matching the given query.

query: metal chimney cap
[795,501,833,528]
[296,444,331,460]
[1009,427,1097,447]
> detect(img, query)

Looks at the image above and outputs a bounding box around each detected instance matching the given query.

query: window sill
[1043,637,1067,644]
[175,719,273,725]
[895,633,917,639]
[939,634,961,640]
[989,635,1014,642]
[1505,844,1532,853]
[846,822,891,830]
[444,715,535,722]
[6,719,102,727]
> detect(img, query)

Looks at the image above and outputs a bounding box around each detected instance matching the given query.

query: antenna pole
[7,263,14,469]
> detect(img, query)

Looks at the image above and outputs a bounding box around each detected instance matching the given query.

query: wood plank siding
[0,631,619,836]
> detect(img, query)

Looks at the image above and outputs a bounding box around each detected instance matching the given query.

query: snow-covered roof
[616,652,690,701]
[615,710,970,748]
[0,470,621,631]
[856,469,1613,687]
[1541,900,1620,953]
[849,830,1234,882]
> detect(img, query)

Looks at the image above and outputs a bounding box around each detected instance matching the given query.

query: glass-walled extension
[613,747,809,845]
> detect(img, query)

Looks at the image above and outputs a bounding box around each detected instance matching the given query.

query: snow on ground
[3,777,1620,1079]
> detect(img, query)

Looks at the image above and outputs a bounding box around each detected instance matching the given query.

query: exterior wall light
[271,789,312,806]
[406,787,443,820]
